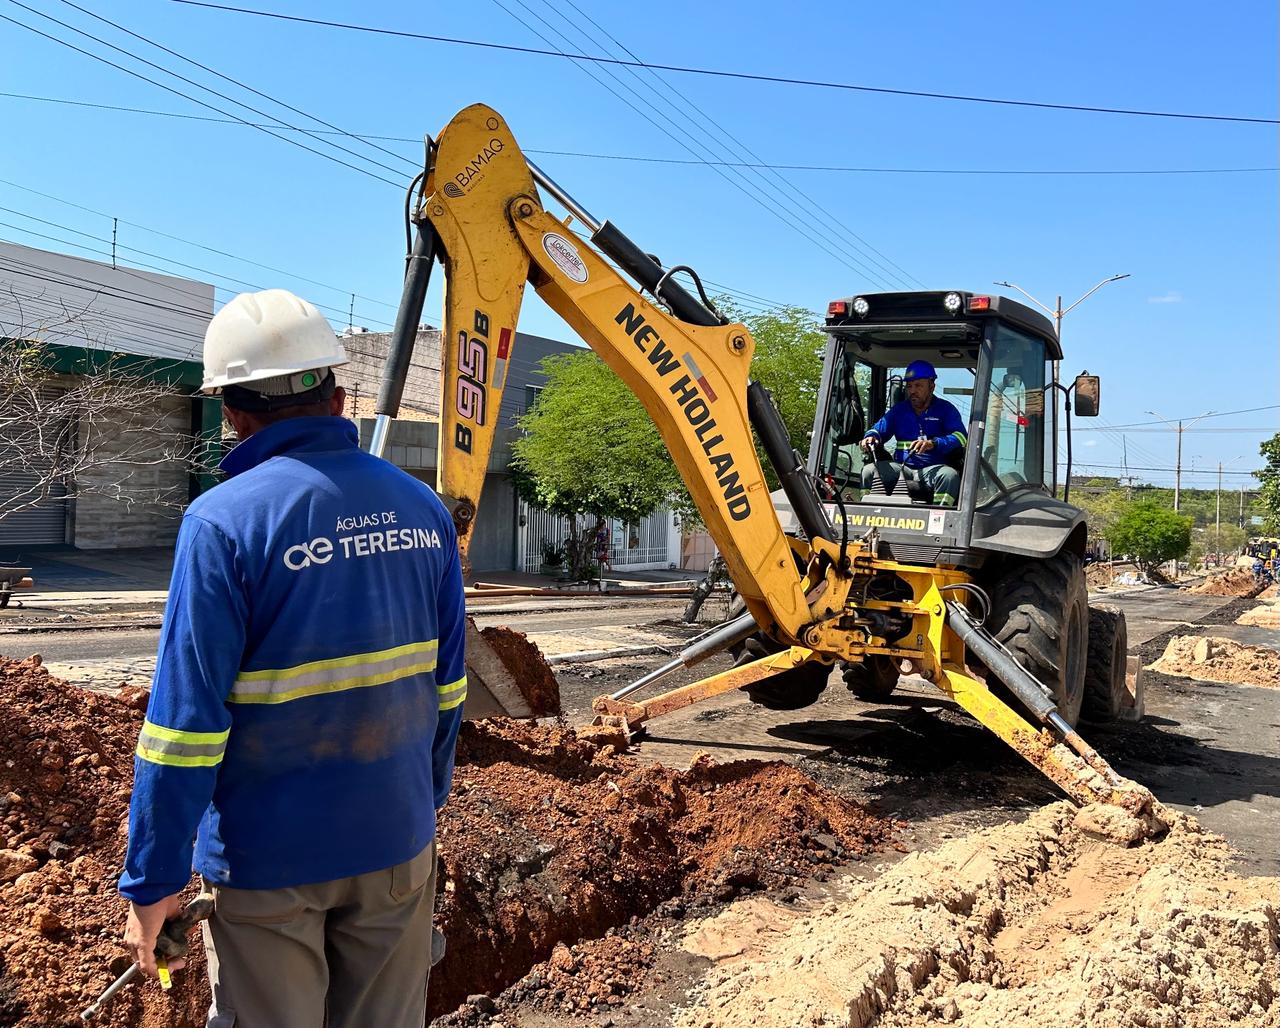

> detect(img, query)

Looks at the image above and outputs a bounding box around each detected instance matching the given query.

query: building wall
[72,396,192,549]
[338,328,442,422]
[0,241,213,362]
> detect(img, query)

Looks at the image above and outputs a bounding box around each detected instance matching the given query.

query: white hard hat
[202,289,348,393]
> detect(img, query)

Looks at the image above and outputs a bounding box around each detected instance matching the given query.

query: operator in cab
[859,360,967,507]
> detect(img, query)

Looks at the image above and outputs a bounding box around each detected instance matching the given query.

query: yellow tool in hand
[80,893,214,1020]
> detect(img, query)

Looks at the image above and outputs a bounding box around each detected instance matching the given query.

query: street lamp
[1144,409,1215,512]
[994,274,1132,349]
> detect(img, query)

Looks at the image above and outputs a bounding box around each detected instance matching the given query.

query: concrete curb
[546,643,673,666]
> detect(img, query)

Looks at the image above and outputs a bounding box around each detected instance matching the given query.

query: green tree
[1105,501,1192,575]
[511,351,680,578]
[729,303,827,464]
[1257,432,1280,535]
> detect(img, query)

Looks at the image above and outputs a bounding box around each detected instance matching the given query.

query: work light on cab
[852,296,870,317]
[943,292,963,313]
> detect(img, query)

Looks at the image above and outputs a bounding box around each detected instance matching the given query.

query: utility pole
[1239,485,1246,529]
[993,275,1130,492]
[1216,456,1244,561]
[1144,409,1214,512]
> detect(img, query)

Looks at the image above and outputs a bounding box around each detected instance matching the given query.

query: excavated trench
[0,656,895,1026]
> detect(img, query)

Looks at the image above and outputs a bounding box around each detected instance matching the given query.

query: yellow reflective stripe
[135,744,224,768]
[439,689,468,712]
[228,657,438,705]
[951,431,967,445]
[236,640,438,683]
[140,720,229,746]
[438,675,467,712]
[437,676,467,695]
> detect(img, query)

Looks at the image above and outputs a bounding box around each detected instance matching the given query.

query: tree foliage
[512,303,828,560]
[1105,501,1192,574]
[1257,432,1280,535]
[511,350,679,577]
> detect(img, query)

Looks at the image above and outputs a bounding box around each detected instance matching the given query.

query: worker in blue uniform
[860,360,968,507]
[119,289,467,1027]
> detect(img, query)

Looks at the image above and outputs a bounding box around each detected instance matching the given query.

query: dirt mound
[675,803,1279,1028]
[1085,562,1114,589]
[430,722,896,1018]
[0,657,895,1025]
[1237,601,1280,629]
[1186,566,1264,597]
[1149,635,1280,688]
[0,655,207,1028]
[1260,583,1279,599]
[477,624,560,716]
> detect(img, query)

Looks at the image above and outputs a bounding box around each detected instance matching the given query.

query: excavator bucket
[462,619,560,720]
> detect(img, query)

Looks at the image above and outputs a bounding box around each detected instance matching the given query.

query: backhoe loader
[371,103,1158,823]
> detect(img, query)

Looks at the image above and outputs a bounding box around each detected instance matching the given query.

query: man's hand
[908,437,935,455]
[859,436,878,453]
[124,894,185,977]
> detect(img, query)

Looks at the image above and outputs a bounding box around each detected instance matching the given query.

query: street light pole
[1144,409,1215,512]
[1216,456,1245,563]
[994,275,1130,492]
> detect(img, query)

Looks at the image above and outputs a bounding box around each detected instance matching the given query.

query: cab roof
[824,290,1063,361]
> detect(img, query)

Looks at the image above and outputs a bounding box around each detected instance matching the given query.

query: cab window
[977,323,1049,503]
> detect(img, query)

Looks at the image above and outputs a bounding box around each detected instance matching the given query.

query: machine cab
[810,291,1087,567]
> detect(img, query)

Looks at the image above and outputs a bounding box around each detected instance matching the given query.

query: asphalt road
[4,587,1275,875]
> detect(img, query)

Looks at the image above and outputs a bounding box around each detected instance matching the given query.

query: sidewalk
[0,545,702,621]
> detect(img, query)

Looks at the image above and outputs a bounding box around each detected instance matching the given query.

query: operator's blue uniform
[120,416,467,903]
[862,397,967,506]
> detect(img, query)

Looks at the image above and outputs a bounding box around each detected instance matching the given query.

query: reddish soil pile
[1084,562,1114,589]
[478,625,560,716]
[430,723,895,1019]
[1259,583,1279,599]
[0,655,207,1028]
[1186,566,1264,597]
[0,658,893,1026]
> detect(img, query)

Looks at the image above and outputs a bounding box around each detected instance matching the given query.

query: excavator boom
[371,104,1161,830]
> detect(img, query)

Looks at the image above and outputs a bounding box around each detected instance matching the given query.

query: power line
[528,0,919,290]
[1067,461,1259,477]
[0,5,406,188]
[7,92,1276,177]
[487,0,901,291]
[165,1,1280,126]
[52,0,417,172]
[1076,405,1280,430]
[16,0,411,181]
[0,173,399,310]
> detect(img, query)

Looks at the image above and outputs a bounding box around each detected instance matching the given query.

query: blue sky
[2,0,1276,489]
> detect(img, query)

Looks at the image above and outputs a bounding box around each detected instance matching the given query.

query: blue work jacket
[120,416,467,904]
[866,397,968,469]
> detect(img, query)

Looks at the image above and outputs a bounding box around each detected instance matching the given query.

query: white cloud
[1148,291,1183,304]
[1084,438,1098,447]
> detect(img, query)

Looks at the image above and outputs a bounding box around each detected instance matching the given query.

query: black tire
[842,656,900,701]
[983,552,1088,727]
[1082,605,1127,723]
[726,598,832,711]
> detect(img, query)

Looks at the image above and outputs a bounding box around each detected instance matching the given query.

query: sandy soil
[1237,601,1280,629]
[1149,635,1280,689]
[672,803,1278,1028]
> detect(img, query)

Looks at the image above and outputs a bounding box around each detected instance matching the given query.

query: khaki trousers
[200,843,436,1028]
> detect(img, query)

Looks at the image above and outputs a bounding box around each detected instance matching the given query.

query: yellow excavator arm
[371,104,1161,829]
[404,103,810,641]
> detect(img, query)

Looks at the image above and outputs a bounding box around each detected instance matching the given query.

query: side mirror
[1073,373,1100,417]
